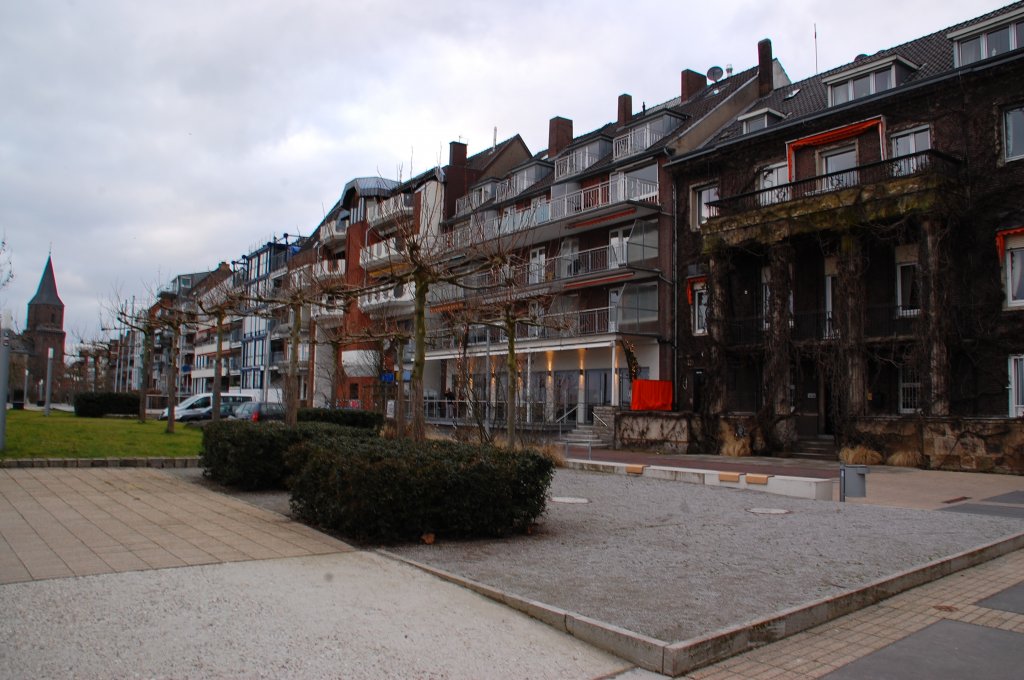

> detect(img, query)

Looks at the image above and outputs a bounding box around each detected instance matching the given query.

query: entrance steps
[791,436,838,461]
[559,423,612,448]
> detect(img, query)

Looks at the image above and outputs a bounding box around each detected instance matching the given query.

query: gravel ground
[388,469,1023,642]
[0,552,630,680]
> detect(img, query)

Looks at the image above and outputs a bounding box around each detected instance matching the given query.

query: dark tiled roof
[467,134,527,171]
[28,256,63,307]
[705,1,1024,147]
[340,177,400,202]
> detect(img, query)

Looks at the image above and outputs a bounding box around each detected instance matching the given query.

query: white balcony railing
[550,176,658,221]
[455,186,493,217]
[613,124,665,160]
[313,259,346,280]
[358,283,416,314]
[359,237,402,270]
[368,193,414,228]
[554,149,597,180]
[442,201,552,250]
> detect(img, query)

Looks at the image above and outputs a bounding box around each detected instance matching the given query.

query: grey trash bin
[841,464,868,499]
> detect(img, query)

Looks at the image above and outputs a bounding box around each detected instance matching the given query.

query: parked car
[186,401,244,422]
[160,392,253,421]
[231,402,285,422]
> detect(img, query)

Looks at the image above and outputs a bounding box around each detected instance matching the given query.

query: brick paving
[0,467,352,584]
[680,549,1024,679]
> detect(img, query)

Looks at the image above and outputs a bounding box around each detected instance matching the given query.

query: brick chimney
[548,116,573,158]
[681,69,707,101]
[758,39,774,97]
[449,140,467,167]
[617,94,632,126]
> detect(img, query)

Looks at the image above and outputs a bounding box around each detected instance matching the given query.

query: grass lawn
[1,410,203,459]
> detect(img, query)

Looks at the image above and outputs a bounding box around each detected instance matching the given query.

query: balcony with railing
[312,295,346,328]
[613,124,665,160]
[360,237,402,271]
[320,215,349,249]
[368,193,414,229]
[554,148,600,180]
[440,202,552,251]
[358,283,416,315]
[705,150,960,245]
[550,176,659,221]
[313,259,346,281]
[723,303,922,348]
[455,185,493,217]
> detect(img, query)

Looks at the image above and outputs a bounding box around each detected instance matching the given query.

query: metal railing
[710,150,959,216]
[455,187,493,217]
[613,124,664,160]
[359,237,401,269]
[368,193,413,227]
[555,149,598,179]
[550,177,659,221]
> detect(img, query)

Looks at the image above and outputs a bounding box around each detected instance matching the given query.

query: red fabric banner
[631,379,673,411]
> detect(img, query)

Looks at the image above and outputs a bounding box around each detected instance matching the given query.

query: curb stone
[0,457,201,469]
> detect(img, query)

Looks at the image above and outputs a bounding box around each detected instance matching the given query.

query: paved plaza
[0,461,1022,678]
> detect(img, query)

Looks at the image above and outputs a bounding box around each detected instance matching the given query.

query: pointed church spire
[29,256,64,308]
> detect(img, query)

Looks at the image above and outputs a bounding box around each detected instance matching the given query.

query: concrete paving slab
[0,468,352,585]
[938,503,1024,519]
[820,620,1024,679]
[976,582,1024,615]
[983,490,1024,505]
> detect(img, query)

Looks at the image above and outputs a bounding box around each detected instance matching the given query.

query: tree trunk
[410,275,428,441]
[212,311,225,421]
[166,326,179,434]
[286,302,301,426]
[138,331,152,423]
[505,315,517,448]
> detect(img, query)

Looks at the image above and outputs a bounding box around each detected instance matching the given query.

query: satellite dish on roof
[707,66,724,83]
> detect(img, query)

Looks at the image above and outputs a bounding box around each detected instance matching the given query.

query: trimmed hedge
[74,391,141,418]
[297,407,384,430]
[200,420,364,490]
[287,439,555,543]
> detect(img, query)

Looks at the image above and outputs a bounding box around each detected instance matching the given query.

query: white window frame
[899,366,921,414]
[692,281,708,336]
[828,66,895,105]
[954,17,1024,66]
[1005,234,1024,308]
[1005,106,1024,162]
[891,126,932,175]
[820,145,859,190]
[824,257,838,339]
[1011,355,1024,417]
[758,162,790,206]
[691,183,719,231]
[895,244,920,318]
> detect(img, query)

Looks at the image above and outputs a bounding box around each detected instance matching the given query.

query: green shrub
[288,439,555,543]
[297,407,384,430]
[201,420,356,490]
[74,392,140,418]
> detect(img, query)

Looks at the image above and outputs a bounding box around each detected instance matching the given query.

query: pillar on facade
[610,340,620,408]
[766,243,796,446]
[707,253,728,415]
[838,233,867,418]
[921,218,949,416]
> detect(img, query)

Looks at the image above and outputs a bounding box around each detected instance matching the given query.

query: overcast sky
[0,0,1011,346]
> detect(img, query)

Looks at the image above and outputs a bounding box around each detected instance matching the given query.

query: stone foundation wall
[615,411,702,452]
[851,417,1024,474]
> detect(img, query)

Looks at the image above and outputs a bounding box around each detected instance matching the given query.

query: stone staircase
[791,436,838,461]
[559,423,610,448]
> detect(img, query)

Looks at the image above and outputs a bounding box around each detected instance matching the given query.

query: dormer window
[738,108,785,134]
[951,8,1024,66]
[824,57,918,106]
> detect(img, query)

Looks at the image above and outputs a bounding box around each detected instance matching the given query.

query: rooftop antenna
[814,23,819,74]
[706,66,724,83]
[492,126,497,152]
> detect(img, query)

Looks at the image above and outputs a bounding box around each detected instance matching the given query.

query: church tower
[25,256,66,392]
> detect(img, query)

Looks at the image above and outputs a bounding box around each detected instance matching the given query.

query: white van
[159,392,253,421]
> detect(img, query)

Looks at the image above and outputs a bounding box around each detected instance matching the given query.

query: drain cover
[746,507,791,515]
[551,496,590,504]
